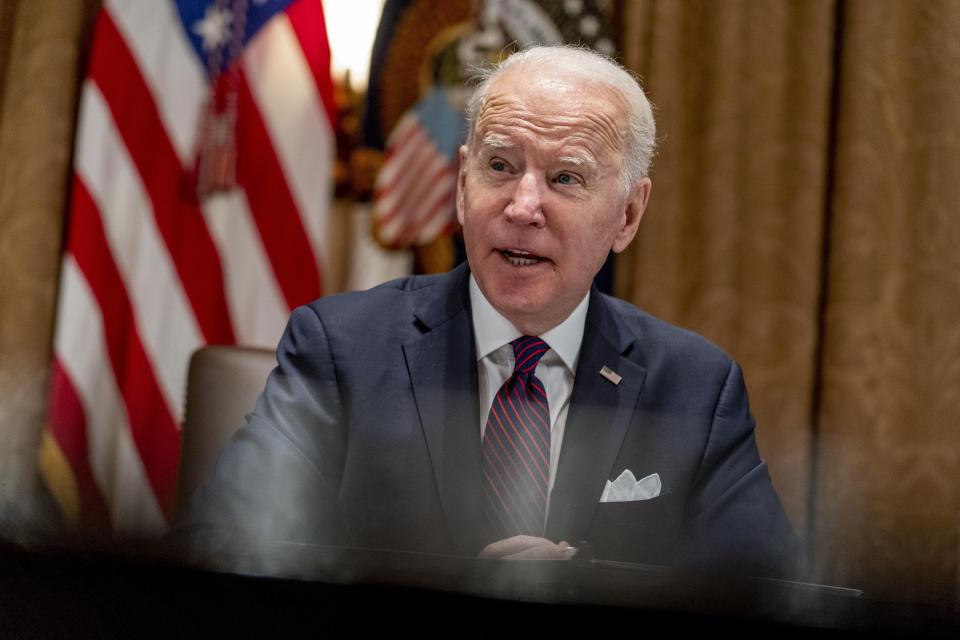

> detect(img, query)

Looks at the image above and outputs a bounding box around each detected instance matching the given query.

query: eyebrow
[480,133,514,150]
[557,155,596,170]
[478,135,599,172]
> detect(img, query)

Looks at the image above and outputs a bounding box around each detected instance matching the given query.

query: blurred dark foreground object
[1,540,956,639]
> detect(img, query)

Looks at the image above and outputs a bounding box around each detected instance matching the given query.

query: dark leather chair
[175,345,275,518]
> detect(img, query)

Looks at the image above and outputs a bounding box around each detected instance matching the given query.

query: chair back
[176,345,275,517]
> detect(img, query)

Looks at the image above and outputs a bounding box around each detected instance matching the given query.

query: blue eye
[491,160,507,172]
[556,173,574,185]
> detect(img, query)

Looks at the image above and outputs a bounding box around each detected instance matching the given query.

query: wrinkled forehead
[472,68,629,160]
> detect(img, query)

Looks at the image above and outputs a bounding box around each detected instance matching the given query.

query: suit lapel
[401,265,485,556]
[545,291,647,542]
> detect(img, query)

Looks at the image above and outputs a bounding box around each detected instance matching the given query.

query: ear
[611,177,652,254]
[456,145,469,226]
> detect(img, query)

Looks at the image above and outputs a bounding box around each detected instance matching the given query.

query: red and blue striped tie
[482,336,551,539]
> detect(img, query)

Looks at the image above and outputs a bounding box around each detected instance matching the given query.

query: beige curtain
[0,0,97,535]
[813,0,960,605]
[620,0,836,543]
[621,0,960,605]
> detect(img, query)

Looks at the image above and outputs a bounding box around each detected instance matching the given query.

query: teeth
[501,249,541,266]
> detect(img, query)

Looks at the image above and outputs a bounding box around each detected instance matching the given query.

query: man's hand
[478,535,578,560]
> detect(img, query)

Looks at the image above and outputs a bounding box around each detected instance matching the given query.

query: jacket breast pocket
[586,493,683,565]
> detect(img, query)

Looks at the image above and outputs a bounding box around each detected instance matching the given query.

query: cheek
[589,206,624,242]
[465,192,508,230]
[566,218,618,269]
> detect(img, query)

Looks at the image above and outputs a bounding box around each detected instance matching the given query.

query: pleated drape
[621,0,960,605]
[0,0,98,536]
[620,0,836,540]
[812,0,960,605]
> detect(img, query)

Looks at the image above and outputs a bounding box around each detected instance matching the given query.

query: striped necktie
[482,336,551,539]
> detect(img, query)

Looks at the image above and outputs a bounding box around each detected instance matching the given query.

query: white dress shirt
[469,275,589,503]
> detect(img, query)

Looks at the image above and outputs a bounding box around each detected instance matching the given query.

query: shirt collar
[469,274,589,374]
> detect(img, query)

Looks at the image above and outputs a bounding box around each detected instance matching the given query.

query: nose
[504,172,545,227]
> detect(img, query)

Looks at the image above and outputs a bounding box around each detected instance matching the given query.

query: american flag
[41,0,335,536]
[373,86,465,248]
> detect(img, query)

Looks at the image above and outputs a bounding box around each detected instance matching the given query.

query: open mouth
[500,249,546,266]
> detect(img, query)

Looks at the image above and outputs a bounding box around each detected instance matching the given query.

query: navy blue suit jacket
[178,263,798,577]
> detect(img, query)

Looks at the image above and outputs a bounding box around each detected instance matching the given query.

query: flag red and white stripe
[43,0,336,535]
[373,112,458,248]
[371,86,464,249]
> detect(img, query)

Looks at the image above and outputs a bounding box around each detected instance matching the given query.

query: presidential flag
[41,0,336,535]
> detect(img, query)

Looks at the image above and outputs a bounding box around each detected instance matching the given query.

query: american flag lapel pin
[599,365,622,386]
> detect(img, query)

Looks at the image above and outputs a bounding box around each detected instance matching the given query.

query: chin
[490,289,553,328]
[489,289,539,314]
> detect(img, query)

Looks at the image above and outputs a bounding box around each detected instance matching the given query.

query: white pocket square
[599,470,661,503]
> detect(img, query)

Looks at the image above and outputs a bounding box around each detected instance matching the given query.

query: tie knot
[511,336,549,374]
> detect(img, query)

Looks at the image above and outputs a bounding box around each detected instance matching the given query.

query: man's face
[457,68,651,334]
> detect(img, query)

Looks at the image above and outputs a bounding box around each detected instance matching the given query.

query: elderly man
[178,46,798,577]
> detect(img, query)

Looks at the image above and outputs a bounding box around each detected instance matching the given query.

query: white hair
[464,45,656,195]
